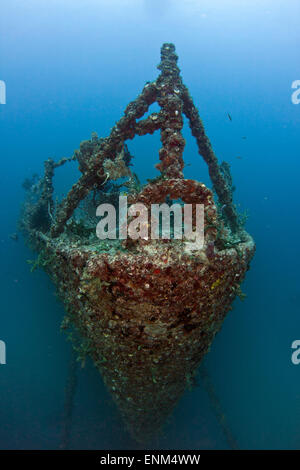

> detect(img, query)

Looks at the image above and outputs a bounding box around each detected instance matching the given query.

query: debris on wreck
[19,43,255,443]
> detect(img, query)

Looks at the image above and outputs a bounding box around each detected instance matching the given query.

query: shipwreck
[20,44,255,443]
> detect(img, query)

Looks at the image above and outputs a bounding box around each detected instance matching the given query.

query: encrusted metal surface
[20,43,255,442]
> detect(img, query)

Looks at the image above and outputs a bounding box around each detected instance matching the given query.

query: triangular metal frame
[35,43,239,238]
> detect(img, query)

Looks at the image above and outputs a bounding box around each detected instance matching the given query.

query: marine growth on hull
[19,44,255,443]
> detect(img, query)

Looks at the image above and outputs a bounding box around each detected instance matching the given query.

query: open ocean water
[0,0,300,450]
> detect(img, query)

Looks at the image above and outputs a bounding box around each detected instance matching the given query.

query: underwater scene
[0,0,300,451]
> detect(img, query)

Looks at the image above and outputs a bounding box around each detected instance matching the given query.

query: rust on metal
[20,43,255,442]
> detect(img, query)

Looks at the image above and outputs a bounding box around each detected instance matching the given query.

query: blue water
[1,0,300,449]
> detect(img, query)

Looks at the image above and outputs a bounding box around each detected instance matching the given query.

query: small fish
[236,156,242,160]
[242,136,247,139]
[227,113,232,121]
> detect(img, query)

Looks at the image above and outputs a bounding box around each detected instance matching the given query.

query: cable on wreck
[60,347,78,450]
[198,363,239,450]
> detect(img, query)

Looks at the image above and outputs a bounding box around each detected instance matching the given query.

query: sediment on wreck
[20,43,255,443]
